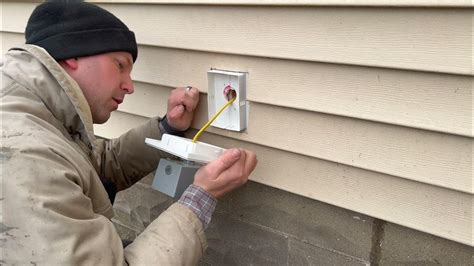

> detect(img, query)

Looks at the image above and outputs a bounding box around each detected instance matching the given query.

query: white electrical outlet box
[145,134,225,164]
[207,69,248,131]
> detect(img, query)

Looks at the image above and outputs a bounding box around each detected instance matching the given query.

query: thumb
[210,149,242,174]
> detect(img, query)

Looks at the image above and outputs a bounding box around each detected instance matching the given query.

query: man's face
[68,52,134,124]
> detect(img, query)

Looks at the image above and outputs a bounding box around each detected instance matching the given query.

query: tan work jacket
[0,45,206,265]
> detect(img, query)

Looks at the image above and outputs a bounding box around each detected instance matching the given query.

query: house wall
[1,1,472,263]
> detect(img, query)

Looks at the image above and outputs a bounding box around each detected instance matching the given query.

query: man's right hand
[193,149,258,199]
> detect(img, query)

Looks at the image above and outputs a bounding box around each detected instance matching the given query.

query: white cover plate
[145,134,225,164]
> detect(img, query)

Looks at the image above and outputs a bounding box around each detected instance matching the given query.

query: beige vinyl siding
[3,3,473,75]
[109,75,473,194]
[1,32,23,54]
[1,2,472,246]
[104,5,473,75]
[133,46,473,137]
[3,3,472,137]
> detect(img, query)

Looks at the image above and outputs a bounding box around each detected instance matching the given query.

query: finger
[167,88,186,107]
[169,88,199,112]
[243,150,258,175]
[167,104,185,119]
[213,149,247,184]
[181,95,199,112]
[210,148,242,175]
[183,89,199,111]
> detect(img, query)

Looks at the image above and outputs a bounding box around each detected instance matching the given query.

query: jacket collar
[4,44,96,150]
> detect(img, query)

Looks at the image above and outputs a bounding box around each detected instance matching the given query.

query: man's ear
[59,58,79,71]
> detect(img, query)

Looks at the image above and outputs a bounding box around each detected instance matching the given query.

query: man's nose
[122,74,134,94]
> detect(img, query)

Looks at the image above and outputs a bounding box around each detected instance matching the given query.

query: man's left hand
[166,86,199,131]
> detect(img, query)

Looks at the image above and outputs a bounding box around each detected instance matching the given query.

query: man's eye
[116,60,124,70]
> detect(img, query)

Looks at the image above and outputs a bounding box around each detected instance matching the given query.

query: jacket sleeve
[92,118,208,263]
[124,203,207,265]
[94,116,168,191]
[3,143,206,265]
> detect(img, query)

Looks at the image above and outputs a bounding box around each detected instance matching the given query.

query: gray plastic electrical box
[152,158,200,199]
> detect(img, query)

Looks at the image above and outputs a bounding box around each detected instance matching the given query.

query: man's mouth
[113,98,123,105]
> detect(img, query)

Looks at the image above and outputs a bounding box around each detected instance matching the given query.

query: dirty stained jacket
[0,45,206,265]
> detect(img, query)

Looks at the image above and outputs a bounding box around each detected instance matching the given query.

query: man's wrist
[159,115,186,137]
[178,184,217,229]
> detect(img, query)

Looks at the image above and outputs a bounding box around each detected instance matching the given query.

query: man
[0,2,257,265]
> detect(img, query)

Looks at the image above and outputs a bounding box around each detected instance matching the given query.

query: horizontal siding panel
[2,2,472,75]
[0,2,34,32]
[92,0,474,7]
[95,112,473,246]
[3,33,472,137]
[118,82,169,117]
[132,45,473,137]
[201,102,472,195]
[0,32,24,55]
[101,4,473,75]
[117,83,473,194]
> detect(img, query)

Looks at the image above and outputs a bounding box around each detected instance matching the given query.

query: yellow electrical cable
[192,95,236,143]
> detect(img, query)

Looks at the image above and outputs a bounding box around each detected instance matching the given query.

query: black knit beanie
[25,2,138,62]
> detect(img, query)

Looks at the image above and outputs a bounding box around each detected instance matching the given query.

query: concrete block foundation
[112,175,472,265]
